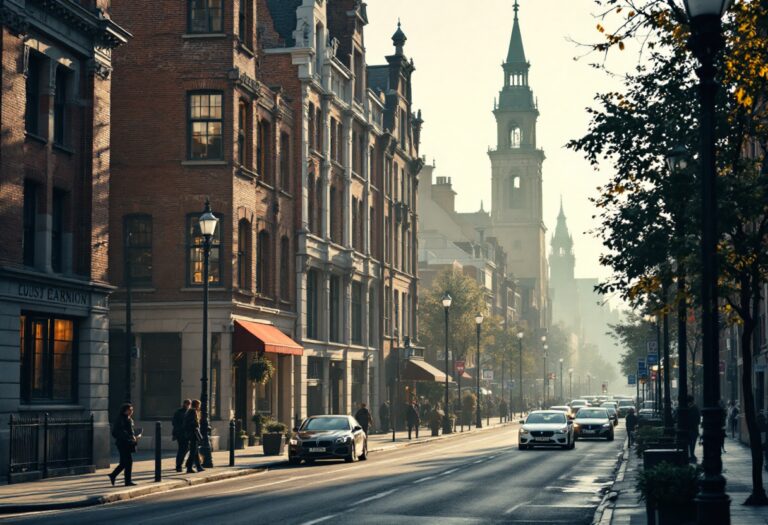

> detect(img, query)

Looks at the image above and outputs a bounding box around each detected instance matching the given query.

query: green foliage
[252,413,272,436]
[634,425,664,458]
[264,421,288,436]
[461,392,476,425]
[249,355,275,385]
[636,462,700,508]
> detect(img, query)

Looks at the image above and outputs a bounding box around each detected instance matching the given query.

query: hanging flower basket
[249,355,275,384]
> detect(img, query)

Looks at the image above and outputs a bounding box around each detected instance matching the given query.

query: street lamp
[559,358,564,403]
[683,1,733,518]
[198,199,219,468]
[542,344,548,407]
[517,331,524,417]
[475,313,484,428]
[442,292,452,433]
[568,368,574,400]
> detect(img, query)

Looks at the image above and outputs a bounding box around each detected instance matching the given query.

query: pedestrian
[354,402,374,434]
[108,403,139,487]
[380,401,390,433]
[406,401,420,440]
[184,399,204,473]
[686,395,701,463]
[172,399,191,472]
[727,400,740,439]
[625,407,638,447]
[719,401,726,453]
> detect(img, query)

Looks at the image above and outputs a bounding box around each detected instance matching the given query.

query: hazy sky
[364,0,639,283]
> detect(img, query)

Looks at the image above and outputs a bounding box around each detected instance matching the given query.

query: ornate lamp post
[559,358,564,403]
[543,341,548,406]
[682,0,732,521]
[517,331,524,416]
[475,313,484,428]
[198,200,219,468]
[442,292,452,432]
[568,368,574,400]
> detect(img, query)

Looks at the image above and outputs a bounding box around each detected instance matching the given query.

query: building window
[280,236,290,300]
[189,92,223,160]
[315,107,323,151]
[329,276,341,343]
[308,102,316,151]
[280,132,290,191]
[141,333,182,419]
[315,177,323,235]
[188,0,223,33]
[51,190,65,273]
[306,270,318,339]
[125,214,153,286]
[186,213,221,286]
[238,0,252,47]
[53,66,69,146]
[23,181,37,267]
[510,125,522,148]
[352,197,359,249]
[352,281,362,345]
[384,285,391,336]
[394,291,400,339]
[238,100,248,167]
[257,120,271,183]
[368,286,376,346]
[351,361,364,407]
[25,51,42,136]
[329,185,338,243]
[353,50,364,103]
[20,316,77,403]
[256,229,270,295]
[308,173,317,233]
[237,219,251,290]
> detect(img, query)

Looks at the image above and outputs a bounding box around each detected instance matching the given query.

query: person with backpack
[108,403,138,486]
[172,399,191,472]
[354,402,374,434]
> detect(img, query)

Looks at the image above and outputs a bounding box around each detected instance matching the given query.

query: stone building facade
[0,0,129,479]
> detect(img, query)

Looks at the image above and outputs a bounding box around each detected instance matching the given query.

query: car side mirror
[353,425,362,432]
[518,419,525,424]
[293,427,299,432]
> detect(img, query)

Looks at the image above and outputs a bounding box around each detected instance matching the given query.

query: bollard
[229,419,236,467]
[154,421,162,482]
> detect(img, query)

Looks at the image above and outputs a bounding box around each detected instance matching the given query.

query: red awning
[234,320,303,356]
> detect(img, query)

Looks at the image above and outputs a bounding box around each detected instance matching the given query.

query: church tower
[488,1,549,328]
[549,199,580,330]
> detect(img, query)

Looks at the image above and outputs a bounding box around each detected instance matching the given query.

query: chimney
[432,176,456,214]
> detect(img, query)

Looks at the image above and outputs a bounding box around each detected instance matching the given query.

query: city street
[5,426,624,525]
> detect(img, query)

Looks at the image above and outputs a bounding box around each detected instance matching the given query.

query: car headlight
[555,427,568,434]
[289,438,298,446]
[602,423,611,428]
[335,436,351,444]
[520,428,529,434]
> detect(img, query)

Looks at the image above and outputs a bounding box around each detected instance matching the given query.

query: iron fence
[9,413,94,481]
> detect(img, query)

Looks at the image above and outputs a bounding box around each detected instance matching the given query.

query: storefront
[0,268,113,482]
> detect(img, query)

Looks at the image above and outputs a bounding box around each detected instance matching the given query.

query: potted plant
[635,425,665,458]
[249,355,275,385]
[429,409,444,436]
[462,392,476,426]
[252,413,271,442]
[235,429,248,450]
[248,433,258,447]
[262,421,288,456]
[637,461,699,525]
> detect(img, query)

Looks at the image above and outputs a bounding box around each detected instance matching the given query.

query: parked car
[642,400,656,410]
[288,415,367,465]
[518,410,575,450]
[637,408,656,421]
[573,407,614,440]
[605,407,619,426]
[617,400,635,418]
[549,405,575,419]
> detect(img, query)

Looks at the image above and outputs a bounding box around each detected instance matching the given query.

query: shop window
[307,356,323,379]
[188,0,223,33]
[306,270,318,339]
[189,92,223,160]
[141,333,181,419]
[351,361,364,407]
[186,212,222,286]
[256,229,270,295]
[125,214,153,286]
[23,181,37,267]
[20,316,77,403]
[351,281,362,345]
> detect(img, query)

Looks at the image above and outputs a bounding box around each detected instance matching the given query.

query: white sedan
[518,410,575,450]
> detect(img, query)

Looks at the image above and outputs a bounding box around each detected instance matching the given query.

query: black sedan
[288,415,368,465]
[573,407,614,441]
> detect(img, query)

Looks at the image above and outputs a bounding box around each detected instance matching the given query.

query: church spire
[506,0,527,65]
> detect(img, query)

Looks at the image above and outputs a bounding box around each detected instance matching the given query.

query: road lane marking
[348,488,397,507]
[301,514,338,525]
[504,502,525,514]
[473,459,484,464]
[412,476,436,484]
[439,468,459,476]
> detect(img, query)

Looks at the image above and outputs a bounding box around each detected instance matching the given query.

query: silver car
[518,410,575,450]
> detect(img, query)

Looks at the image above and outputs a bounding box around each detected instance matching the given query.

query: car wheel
[607,431,614,441]
[345,442,358,463]
[359,439,368,461]
[518,444,528,450]
[288,456,301,466]
[305,458,315,465]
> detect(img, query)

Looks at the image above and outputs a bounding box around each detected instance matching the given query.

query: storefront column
[363,356,371,407]
[322,357,330,414]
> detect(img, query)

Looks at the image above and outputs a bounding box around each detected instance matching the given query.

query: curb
[592,439,629,525]
[1,421,514,515]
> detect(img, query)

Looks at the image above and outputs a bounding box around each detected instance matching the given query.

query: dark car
[574,407,614,441]
[617,400,635,418]
[605,407,619,427]
[288,415,367,465]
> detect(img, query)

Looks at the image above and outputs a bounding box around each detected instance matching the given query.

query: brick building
[109,0,300,442]
[0,0,129,480]
[260,0,423,420]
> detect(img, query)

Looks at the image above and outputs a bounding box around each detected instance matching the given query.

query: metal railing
[9,413,94,481]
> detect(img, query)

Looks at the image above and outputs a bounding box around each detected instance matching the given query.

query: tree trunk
[740,278,768,505]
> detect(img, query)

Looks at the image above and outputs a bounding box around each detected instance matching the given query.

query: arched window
[280,236,290,300]
[315,107,322,151]
[237,219,251,290]
[308,102,315,151]
[508,176,522,208]
[256,229,270,295]
[510,125,522,149]
[315,23,324,74]
[257,119,271,182]
[238,100,249,167]
[308,172,316,233]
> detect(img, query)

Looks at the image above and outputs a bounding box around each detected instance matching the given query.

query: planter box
[262,433,286,455]
[235,436,247,450]
[430,426,440,437]
[654,503,696,525]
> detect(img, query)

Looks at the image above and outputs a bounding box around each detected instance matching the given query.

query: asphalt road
[6,425,625,525]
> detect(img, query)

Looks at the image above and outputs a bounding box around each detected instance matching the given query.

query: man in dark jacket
[406,402,420,440]
[172,399,191,472]
[184,399,204,473]
[109,403,138,486]
[380,401,390,432]
[687,395,701,463]
[625,408,638,447]
[354,403,374,434]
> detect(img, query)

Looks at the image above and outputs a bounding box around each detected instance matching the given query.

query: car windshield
[618,400,634,407]
[571,400,587,406]
[302,417,350,431]
[577,409,608,419]
[526,413,566,424]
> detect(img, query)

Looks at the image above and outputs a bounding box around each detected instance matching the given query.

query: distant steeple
[507,0,527,65]
[552,198,573,254]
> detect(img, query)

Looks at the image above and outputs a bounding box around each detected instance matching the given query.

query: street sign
[651,370,657,380]
[455,360,465,374]
[628,374,636,385]
[647,353,659,366]
[482,370,494,380]
[647,341,658,353]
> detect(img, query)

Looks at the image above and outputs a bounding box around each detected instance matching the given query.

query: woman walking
[109,403,138,486]
[184,399,204,473]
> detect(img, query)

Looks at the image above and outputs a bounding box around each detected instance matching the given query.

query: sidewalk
[598,436,768,525]
[0,419,513,514]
